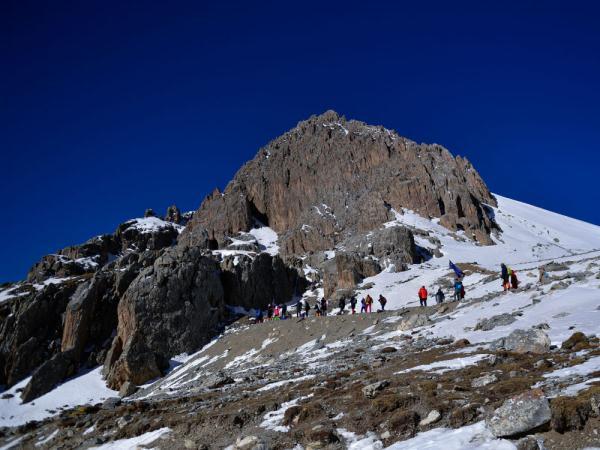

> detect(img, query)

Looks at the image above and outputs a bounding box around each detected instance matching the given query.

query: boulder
[397,313,431,331]
[490,328,551,354]
[419,410,441,427]
[474,313,517,331]
[362,380,389,399]
[21,350,78,402]
[486,389,551,438]
[515,436,542,450]
[471,373,498,388]
[234,435,268,450]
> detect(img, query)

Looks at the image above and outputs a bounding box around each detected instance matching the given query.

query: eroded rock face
[0,281,80,387]
[104,245,225,389]
[185,110,497,255]
[219,253,307,310]
[322,253,381,298]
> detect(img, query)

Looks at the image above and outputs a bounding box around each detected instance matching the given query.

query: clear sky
[2,1,600,282]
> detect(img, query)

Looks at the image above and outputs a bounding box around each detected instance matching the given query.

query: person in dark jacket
[501,263,510,291]
[281,303,288,319]
[321,298,328,316]
[350,296,357,314]
[304,300,310,317]
[435,288,445,304]
[360,298,367,313]
[296,300,303,318]
[378,295,387,312]
[255,309,264,323]
[267,303,274,320]
[453,280,463,302]
[338,297,346,315]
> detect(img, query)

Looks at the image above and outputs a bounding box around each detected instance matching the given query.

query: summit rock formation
[186,110,498,256]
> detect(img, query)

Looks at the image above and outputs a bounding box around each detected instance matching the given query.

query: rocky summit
[2,112,600,450]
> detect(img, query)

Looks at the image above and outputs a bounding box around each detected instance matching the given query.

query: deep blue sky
[2,1,600,281]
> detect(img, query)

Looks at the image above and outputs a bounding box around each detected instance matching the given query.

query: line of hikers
[253,262,526,322]
[254,294,388,322]
[417,278,465,307]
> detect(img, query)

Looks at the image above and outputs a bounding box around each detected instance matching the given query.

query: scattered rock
[490,328,550,354]
[474,313,517,331]
[362,380,390,399]
[380,347,397,354]
[471,373,498,388]
[453,338,470,348]
[398,314,430,331]
[102,397,122,409]
[235,435,268,450]
[486,389,551,438]
[306,425,340,448]
[418,410,441,427]
[515,436,542,450]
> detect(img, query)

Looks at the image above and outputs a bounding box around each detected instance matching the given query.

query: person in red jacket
[418,286,428,307]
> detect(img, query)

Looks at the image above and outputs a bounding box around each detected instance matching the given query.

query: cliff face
[185,110,497,255]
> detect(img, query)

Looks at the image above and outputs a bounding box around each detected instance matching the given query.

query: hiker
[338,296,346,315]
[360,297,367,313]
[418,286,428,307]
[460,283,465,300]
[273,304,280,320]
[255,308,264,324]
[321,298,328,316]
[304,300,310,317]
[378,295,387,312]
[501,263,510,291]
[281,303,288,319]
[510,270,519,290]
[350,295,357,314]
[267,303,274,320]
[365,294,373,313]
[453,280,462,302]
[296,300,303,318]
[538,266,547,283]
[435,288,445,304]
[314,302,321,317]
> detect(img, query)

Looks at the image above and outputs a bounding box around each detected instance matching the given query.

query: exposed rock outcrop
[185,110,498,255]
[0,281,80,387]
[104,245,225,389]
[322,253,381,298]
[219,253,307,310]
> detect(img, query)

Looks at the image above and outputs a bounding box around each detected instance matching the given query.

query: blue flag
[449,260,464,278]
